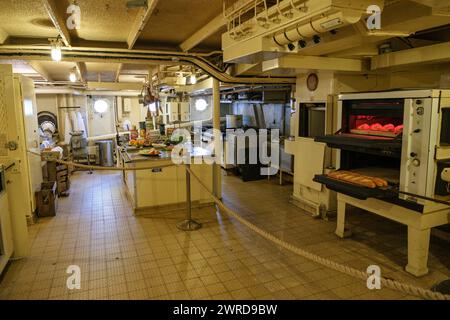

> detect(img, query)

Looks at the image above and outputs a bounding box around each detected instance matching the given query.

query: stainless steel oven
[314,89,450,212]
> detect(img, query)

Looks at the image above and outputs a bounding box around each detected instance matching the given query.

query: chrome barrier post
[177,163,202,231]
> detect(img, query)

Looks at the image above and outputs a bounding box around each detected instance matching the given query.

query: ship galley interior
[0,0,450,302]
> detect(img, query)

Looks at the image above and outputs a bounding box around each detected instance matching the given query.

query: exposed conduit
[0,46,296,85]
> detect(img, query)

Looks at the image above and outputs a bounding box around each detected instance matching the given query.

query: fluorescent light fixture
[50,38,62,62]
[94,99,109,113]
[176,73,186,85]
[367,30,412,37]
[195,98,208,111]
[69,69,77,82]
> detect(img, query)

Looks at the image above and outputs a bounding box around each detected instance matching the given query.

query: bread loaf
[327,170,387,189]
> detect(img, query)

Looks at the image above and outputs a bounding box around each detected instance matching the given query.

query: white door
[18,76,43,211]
[88,96,115,136]
[0,64,30,258]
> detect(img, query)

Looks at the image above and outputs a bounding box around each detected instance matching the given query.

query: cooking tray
[313,174,394,200]
[314,174,424,212]
[349,129,398,138]
[315,133,402,158]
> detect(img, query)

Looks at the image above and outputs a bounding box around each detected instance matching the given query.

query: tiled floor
[0,170,449,300]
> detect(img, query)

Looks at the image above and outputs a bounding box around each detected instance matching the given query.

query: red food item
[357,123,370,130]
[370,123,383,131]
[382,124,395,132]
[394,124,404,134]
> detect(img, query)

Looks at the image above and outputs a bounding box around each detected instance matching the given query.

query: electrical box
[180,102,190,122]
[123,98,132,113]
[167,102,179,123]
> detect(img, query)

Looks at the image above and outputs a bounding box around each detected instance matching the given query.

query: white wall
[87,96,116,137]
[36,95,58,115]
[36,93,88,142]
[117,96,147,129]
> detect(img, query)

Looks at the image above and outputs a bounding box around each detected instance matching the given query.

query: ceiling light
[176,73,186,85]
[195,98,208,111]
[69,68,77,82]
[190,74,197,85]
[50,38,62,62]
[148,102,157,112]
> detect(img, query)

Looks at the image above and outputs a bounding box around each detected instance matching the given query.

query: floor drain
[431,279,450,294]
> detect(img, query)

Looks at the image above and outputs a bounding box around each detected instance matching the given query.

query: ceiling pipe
[0,45,295,85]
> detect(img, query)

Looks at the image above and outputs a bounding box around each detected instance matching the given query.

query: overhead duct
[272,10,362,46]
[0,45,295,85]
[222,0,385,63]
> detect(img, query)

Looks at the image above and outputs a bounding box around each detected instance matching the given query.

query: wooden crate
[36,182,58,217]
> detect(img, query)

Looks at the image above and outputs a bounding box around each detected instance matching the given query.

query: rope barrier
[32,151,450,300]
[53,157,179,171]
[30,150,179,171]
[186,166,450,301]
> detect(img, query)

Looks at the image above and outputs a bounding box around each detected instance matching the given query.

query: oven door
[315,132,402,158]
[316,97,404,157]
[313,174,424,212]
[435,104,450,196]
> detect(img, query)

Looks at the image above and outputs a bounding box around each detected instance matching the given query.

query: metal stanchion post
[177,163,202,231]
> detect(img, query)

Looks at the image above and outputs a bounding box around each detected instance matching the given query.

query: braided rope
[30,150,178,171]
[31,150,449,300]
[186,167,450,301]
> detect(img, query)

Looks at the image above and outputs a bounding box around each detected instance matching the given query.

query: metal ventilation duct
[0,45,295,85]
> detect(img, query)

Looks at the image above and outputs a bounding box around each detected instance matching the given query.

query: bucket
[226,115,243,129]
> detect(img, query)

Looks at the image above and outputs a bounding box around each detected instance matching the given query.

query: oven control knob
[412,158,421,167]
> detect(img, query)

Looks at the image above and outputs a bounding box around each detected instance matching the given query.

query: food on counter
[130,125,139,140]
[129,139,146,147]
[327,170,388,189]
[139,148,160,156]
[152,143,167,149]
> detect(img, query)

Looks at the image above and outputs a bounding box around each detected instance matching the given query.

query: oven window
[343,99,404,136]
[440,108,450,145]
[349,114,403,136]
[299,103,326,138]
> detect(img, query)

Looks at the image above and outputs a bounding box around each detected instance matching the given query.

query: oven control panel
[400,98,437,201]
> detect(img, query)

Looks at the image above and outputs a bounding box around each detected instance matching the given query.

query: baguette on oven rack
[327,170,387,189]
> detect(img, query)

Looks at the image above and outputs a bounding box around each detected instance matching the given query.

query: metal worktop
[119,145,212,164]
